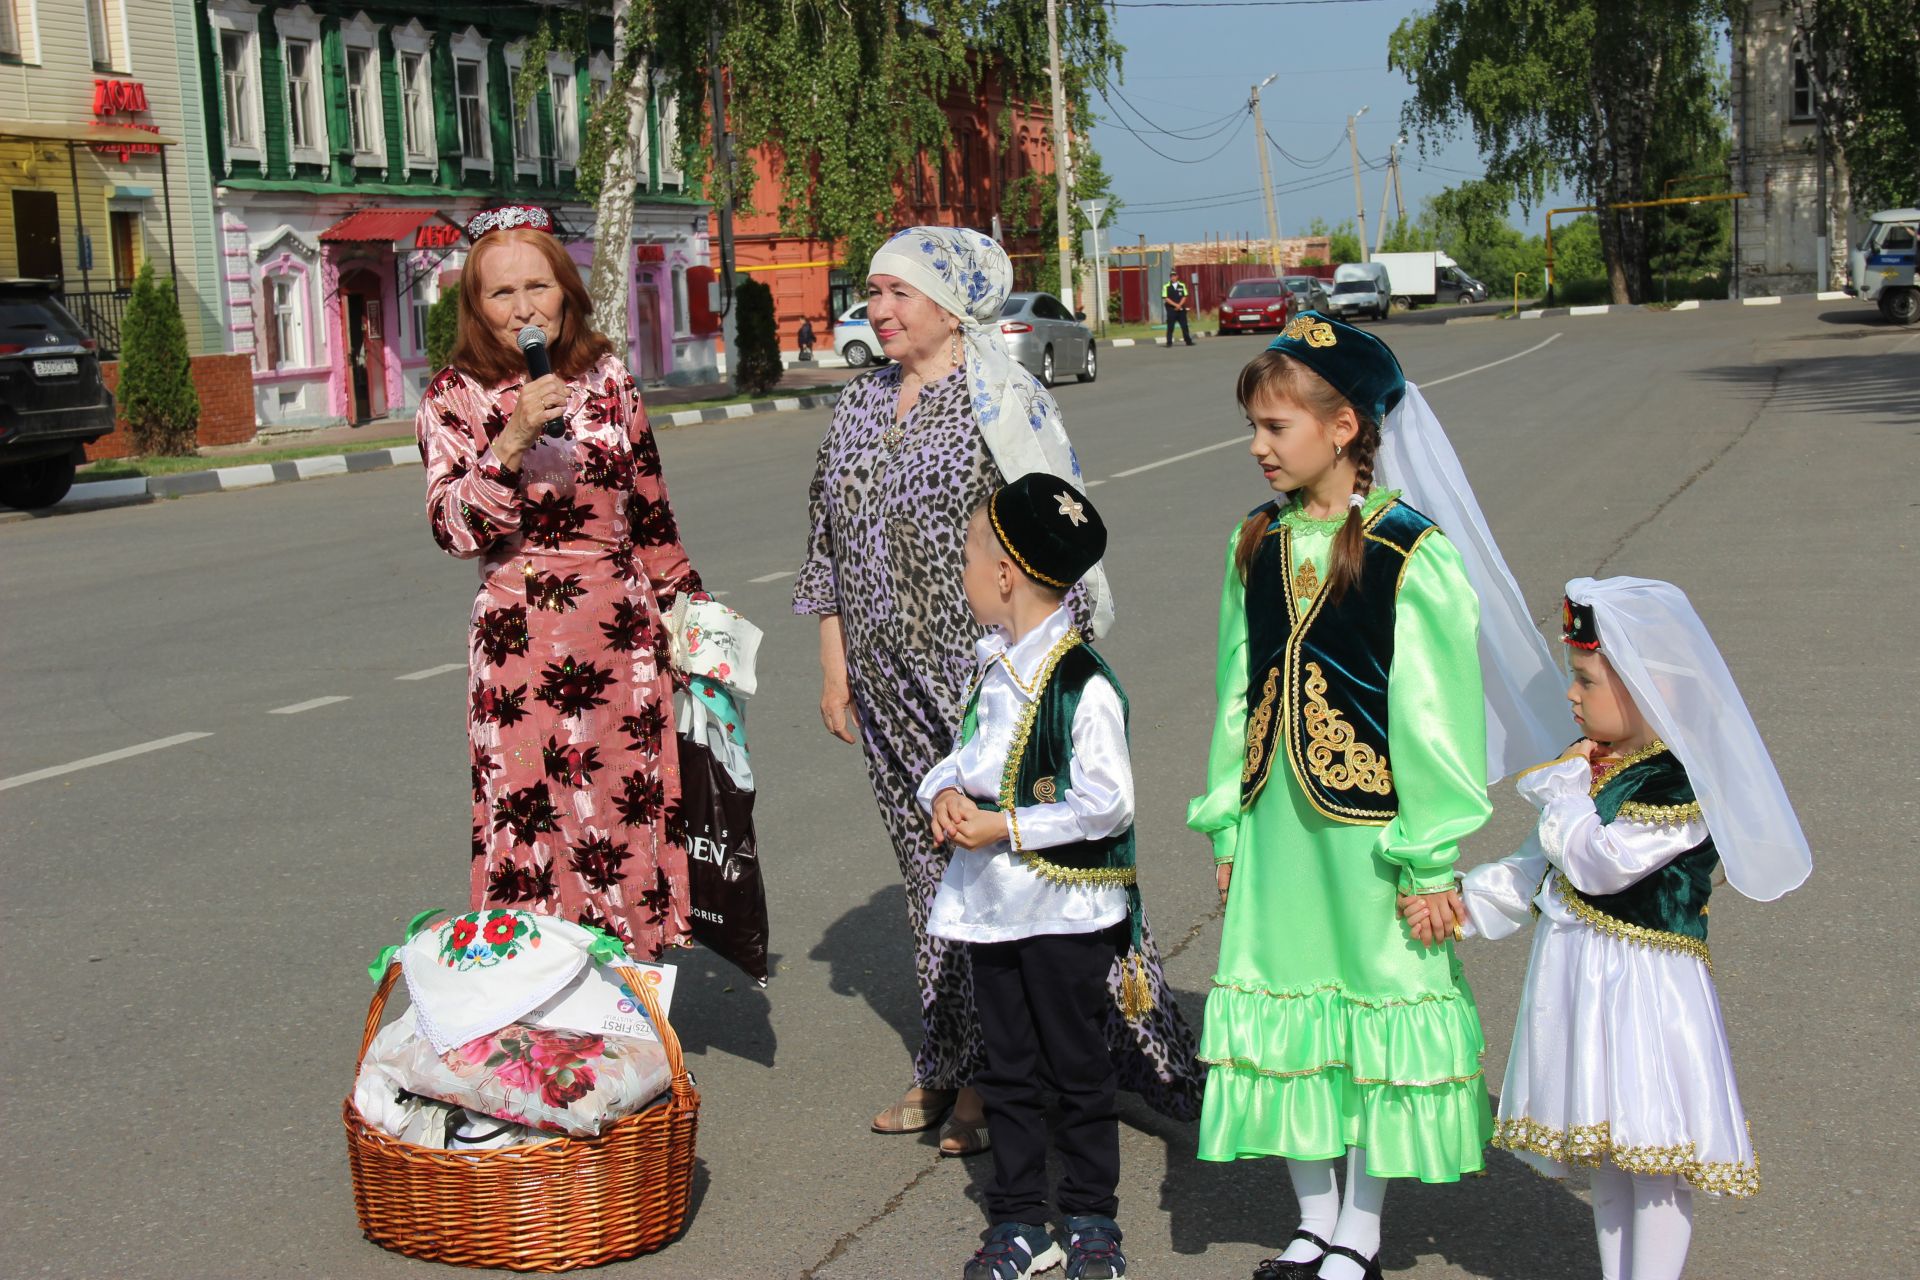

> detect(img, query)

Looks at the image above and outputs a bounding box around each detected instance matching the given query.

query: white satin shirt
[917,608,1133,944]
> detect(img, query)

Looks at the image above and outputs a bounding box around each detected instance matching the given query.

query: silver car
[998,292,1096,386]
[1282,275,1332,314]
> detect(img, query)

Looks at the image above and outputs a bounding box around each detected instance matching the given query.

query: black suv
[0,280,117,509]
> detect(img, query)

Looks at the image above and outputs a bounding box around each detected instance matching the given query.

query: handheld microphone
[515,325,567,437]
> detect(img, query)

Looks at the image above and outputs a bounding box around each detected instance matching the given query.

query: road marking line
[396,662,467,681]
[747,570,794,584]
[1422,333,1564,387]
[1110,438,1245,479]
[1085,479,1107,487]
[269,696,352,715]
[1097,335,1563,487]
[0,732,214,792]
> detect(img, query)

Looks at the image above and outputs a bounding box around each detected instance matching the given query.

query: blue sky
[1087,0,1572,245]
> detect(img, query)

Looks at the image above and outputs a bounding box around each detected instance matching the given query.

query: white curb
[1816,290,1850,300]
[1742,296,1784,306]
[1570,304,1612,316]
[1673,300,1701,310]
[217,463,278,489]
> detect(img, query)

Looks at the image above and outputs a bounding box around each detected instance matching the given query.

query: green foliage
[426,288,459,375]
[639,1,1121,274]
[1552,215,1605,283]
[731,276,781,397]
[1003,145,1123,296]
[1788,0,1920,210]
[1376,217,1437,254]
[1390,0,1727,302]
[117,262,200,457]
[1304,218,1364,265]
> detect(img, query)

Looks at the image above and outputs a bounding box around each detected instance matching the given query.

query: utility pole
[1372,135,1401,256]
[1347,105,1369,263]
[1046,0,1073,314]
[708,17,737,376]
[1251,73,1281,274]
[1391,135,1406,223]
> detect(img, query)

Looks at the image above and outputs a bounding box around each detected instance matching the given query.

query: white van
[1848,208,1919,325]
[1328,262,1391,322]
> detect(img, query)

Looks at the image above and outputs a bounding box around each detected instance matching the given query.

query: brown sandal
[870,1088,955,1135]
[938,1113,991,1158]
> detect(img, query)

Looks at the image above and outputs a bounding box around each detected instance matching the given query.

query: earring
[1334,443,1344,458]
[951,327,963,367]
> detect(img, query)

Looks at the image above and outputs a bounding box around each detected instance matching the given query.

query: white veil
[1377,382,1570,780]
[1568,576,1812,902]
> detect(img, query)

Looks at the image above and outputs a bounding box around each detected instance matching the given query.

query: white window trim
[277,5,328,167]
[653,69,681,187]
[251,228,322,372]
[208,2,265,166]
[503,41,540,176]
[5,0,42,64]
[671,265,689,337]
[404,251,442,357]
[451,26,492,171]
[84,0,127,73]
[266,267,313,370]
[547,50,579,169]
[391,19,434,174]
[340,12,385,169]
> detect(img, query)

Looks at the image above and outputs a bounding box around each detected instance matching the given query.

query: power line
[1266,128,1345,169]
[1096,92,1251,164]
[1102,86,1245,141]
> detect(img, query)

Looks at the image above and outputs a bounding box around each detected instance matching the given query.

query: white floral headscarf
[868,226,1115,638]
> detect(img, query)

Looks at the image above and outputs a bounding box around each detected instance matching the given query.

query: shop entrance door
[633,278,662,381]
[12,191,63,283]
[340,271,388,423]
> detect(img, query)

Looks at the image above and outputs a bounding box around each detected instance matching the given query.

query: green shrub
[118,262,200,456]
[732,276,781,397]
[426,287,460,374]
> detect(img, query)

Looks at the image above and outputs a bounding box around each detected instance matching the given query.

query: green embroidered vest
[959,632,1142,949]
[1240,496,1437,823]
[1556,743,1718,965]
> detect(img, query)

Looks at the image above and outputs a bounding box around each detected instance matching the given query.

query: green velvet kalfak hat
[987,472,1107,591]
[1264,311,1407,423]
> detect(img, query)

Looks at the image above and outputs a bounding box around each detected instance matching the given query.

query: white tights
[1590,1163,1694,1280]
[1278,1148,1388,1280]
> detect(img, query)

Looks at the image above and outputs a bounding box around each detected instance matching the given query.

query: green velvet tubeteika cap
[987,472,1107,591]
[1264,310,1407,423]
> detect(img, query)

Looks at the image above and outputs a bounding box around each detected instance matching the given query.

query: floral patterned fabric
[417,352,703,960]
[356,1007,673,1138]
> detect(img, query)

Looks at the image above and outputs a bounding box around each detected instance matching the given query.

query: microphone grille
[516,325,547,352]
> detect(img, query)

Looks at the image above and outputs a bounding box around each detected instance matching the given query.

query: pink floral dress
[416,352,703,958]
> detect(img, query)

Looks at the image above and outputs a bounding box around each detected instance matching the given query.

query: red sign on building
[90,79,162,163]
[415,223,464,249]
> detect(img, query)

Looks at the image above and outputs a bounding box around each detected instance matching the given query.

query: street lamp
[1252,73,1282,273]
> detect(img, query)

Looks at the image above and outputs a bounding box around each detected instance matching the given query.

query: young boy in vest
[917,472,1143,1280]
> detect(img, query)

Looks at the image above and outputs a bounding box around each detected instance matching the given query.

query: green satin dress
[1187,490,1494,1181]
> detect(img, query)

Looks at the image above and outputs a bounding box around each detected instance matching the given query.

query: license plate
[33,358,78,378]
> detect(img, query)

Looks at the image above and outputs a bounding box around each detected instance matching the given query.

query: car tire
[843,340,872,367]
[1392,295,1412,311]
[1077,341,1097,383]
[0,452,78,511]
[1040,346,1054,387]
[1879,288,1920,325]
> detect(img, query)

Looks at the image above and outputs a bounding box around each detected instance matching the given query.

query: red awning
[319,209,439,244]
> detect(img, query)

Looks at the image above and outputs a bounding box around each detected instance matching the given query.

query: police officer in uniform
[1162,275,1194,347]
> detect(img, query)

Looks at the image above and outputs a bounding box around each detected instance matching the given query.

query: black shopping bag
[678,727,769,985]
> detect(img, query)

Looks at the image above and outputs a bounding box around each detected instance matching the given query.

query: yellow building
[0,0,221,355]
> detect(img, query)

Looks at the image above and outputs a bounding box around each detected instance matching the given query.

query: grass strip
[81,435,415,480]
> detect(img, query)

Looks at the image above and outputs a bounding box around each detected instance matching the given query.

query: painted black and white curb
[6,389,845,520]
[1505,289,1853,321]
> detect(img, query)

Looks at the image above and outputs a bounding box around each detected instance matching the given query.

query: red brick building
[719,74,1058,352]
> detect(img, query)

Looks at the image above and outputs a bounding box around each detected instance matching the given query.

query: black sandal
[1317,1243,1383,1280]
[1252,1230,1331,1279]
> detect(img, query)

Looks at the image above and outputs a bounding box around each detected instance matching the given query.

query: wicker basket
[344,962,700,1272]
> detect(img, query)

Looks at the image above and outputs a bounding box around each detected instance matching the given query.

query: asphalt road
[3,299,1916,1279]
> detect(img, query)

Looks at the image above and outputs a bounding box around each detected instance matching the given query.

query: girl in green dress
[1189,314,1563,1280]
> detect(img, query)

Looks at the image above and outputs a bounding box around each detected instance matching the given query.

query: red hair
[449,228,613,385]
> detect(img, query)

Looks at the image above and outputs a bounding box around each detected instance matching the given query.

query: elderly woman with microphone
[416,205,705,959]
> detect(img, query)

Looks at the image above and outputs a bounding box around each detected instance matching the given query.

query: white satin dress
[1461,756,1759,1197]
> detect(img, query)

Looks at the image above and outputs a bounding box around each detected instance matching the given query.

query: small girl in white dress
[1404,576,1812,1280]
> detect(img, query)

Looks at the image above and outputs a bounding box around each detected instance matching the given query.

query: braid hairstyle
[1322,415,1381,603]
[1232,348,1377,591]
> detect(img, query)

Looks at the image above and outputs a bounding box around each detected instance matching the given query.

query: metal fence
[54,285,138,359]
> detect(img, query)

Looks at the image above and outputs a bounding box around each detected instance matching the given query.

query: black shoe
[1062,1215,1125,1279]
[1253,1230,1330,1279]
[964,1221,1063,1280]
[1317,1243,1383,1280]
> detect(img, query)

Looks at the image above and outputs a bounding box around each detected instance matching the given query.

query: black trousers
[1164,308,1192,345]
[971,922,1125,1224]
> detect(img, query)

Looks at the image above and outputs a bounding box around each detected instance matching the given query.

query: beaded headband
[465,205,555,243]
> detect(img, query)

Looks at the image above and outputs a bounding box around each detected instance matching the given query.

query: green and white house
[195,1,713,429]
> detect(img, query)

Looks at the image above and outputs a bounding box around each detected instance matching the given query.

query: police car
[1848,208,1918,325]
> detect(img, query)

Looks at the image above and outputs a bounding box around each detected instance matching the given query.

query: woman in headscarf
[794,228,1202,1153]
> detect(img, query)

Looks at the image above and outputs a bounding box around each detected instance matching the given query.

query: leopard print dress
[795,363,1202,1120]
